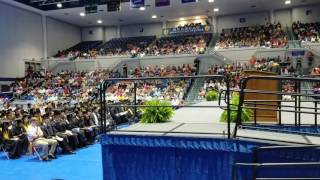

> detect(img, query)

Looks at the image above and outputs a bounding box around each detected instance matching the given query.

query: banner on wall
[181,0,196,3]
[155,0,170,7]
[164,25,211,35]
[292,51,305,57]
[131,0,144,8]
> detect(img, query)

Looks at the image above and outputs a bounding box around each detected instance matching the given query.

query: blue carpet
[0,144,103,180]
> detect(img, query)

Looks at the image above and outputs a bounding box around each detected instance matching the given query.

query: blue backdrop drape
[100,135,269,180]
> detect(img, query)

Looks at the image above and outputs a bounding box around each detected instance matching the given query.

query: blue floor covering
[0,144,103,180]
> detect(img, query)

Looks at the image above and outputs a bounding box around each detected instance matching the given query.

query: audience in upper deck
[292,21,320,43]
[215,22,287,49]
[98,36,156,57]
[145,34,211,56]
[54,41,102,59]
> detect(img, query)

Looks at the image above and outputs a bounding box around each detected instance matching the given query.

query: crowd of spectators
[144,34,211,56]
[54,41,102,59]
[53,33,212,59]
[0,62,200,160]
[200,55,302,100]
[98,36,156,57]
[106,64,196,106]
[292,21,320,43]
[215,22,287,49]
[0,69,115,160]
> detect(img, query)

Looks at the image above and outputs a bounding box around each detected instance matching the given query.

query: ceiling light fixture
[152,15,157,19]
[213,8,219,12]
[80,12,86,17]
[285,0,291,4]
[180,17,185,21]
[57,3,62,8]
[97,20,103,24]
[195,16,200,20]
[139,6,146,11]
[208,0,214,3]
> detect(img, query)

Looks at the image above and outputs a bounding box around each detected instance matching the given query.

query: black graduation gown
[10,126,29,154]
[69,117,87,147]
[1,129,23,159]
[52,121,79,151]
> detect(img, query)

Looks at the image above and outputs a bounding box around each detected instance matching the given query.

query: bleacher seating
[292,21,320,43]
[53,34,212,58]
[54,41,103,58]
[215,23,287,49]
[146,34,212,56]
[98,36,156,56]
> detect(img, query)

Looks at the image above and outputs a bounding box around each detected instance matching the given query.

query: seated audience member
[52,110,79,151]
[27,118,58,161]
[0,120,24,159]
[313,83,320,99]
[311,66,320,76]
[41,114,75,154]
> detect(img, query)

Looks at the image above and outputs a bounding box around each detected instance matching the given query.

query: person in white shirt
[27,118,58,161]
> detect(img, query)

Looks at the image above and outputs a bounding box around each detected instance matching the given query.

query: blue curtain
[100,135,268,180]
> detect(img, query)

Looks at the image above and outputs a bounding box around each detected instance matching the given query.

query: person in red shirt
[249,56,257,68]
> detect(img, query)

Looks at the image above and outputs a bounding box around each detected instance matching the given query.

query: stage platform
[101,101,320,180]
[110,101,320,145]
[111,121,320,145]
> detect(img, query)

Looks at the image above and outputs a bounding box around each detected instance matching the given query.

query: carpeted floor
[0,144,103,180]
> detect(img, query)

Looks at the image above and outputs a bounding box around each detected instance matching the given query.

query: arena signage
[181,0,196,3]
[164,25,211,35]
[292,51,305,57]
[155,0,170,7]
[131,0,144,8]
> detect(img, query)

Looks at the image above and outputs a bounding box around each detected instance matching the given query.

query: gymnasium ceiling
[5,0,320,26]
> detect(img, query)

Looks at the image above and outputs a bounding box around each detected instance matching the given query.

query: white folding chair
[28,142,42,161]
[0,144,9,160]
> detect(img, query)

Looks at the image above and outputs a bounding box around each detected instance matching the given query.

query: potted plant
[220,94,253,123]
[205,91,218,101]
[140,100,174,123]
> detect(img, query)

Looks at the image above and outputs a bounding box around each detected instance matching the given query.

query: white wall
[81,27,104,41]
[216,12,270,32]
[292,5,320,23]
[104,26,118,41]
[0,2,44,78]
[275,9,292,27]
[120,23,162,37]
[46,17,81,57]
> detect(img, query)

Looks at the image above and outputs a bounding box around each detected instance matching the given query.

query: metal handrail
[99,74,232,137]
[256,178,320,180]
[235,162,320,167]
[233,162,320,180]
[254,144,320,151]
[233,75,320,138]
